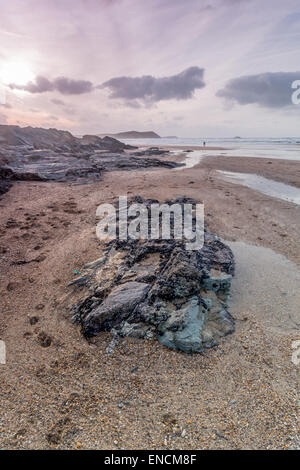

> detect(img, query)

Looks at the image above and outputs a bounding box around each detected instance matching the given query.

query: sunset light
[0,61,34,86]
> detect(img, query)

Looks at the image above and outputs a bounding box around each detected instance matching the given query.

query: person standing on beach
[203,141,206,147]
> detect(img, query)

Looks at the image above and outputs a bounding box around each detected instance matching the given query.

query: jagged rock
[0,124,75,149]
[0,124,134,152]
[83,281,150,336]
[0,125,182,194]
[132,147,170,157]
[89,153,181,171]
[71,197,235,354]
[82,134,134,151]
[158,297,206,353]
[102,135,135,151]
[158,295,234,353]
[0,155,13,196]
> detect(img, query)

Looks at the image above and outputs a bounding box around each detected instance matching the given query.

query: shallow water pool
[218,171,300,205]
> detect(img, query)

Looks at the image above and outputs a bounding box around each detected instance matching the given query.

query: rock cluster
[132,147,170,157]
[0,125,133,152]
[0,125,182,194]
[0,154,12,196]
[71,197,235,353]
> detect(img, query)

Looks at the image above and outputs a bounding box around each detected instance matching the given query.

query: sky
[1,0,300,137]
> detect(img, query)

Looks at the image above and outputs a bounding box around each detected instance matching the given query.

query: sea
[119,137,300,161]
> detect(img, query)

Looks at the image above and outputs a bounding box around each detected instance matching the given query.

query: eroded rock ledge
[71,197,235,353]
[0,125,182,196]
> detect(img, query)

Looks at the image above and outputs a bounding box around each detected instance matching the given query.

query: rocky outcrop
[88,153,180,171]
[0,125,75,149]
[0,154,13,196]
[0,125,182,195]
[81,134,132,151]
[0,169,13,196]
[0,124,134,152]
[0,151,180,187]
[132,147,170,157]
[71,197,235,354]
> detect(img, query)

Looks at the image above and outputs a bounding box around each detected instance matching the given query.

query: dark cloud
[101,67,205,103]
[9,76,94,95]
[51,98,66,106]
[217,72,300,108]
[53,77,93,95]
[9,76,54,93]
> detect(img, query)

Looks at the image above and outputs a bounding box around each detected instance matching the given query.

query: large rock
[0,154,13,196]
[83,281,150,336]
[0,124,131,152]
[0,125,182,193]
[71,197,235,354]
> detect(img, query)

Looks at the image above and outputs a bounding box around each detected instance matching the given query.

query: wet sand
[202,155,300,188]
[162,145,229,151]
[0,151,299,449]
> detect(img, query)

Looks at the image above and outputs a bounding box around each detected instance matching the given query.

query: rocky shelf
[0,125,182,196]
[71,197,235,354]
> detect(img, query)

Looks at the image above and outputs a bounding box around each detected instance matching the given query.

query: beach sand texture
[0,150,299,449]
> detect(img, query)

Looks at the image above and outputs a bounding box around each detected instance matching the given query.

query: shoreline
[155,147,300,188]
[157,145,230,151]
[0,147,299,450]
[199,154,300,188]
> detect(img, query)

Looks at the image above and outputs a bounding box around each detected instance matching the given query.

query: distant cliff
[99,131,161,139]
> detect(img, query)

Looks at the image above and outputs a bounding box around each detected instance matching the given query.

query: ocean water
[120,137,300,161]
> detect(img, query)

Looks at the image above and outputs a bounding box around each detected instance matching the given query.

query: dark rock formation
[88,153,180,171]
[132,147,170,157]
[102,136,132,151]
[81,134,132,152]
[0,169,13,196]
[0,154,13,196]
[71,197,235,354]
[0,124,134,152]
[0,125,182,195]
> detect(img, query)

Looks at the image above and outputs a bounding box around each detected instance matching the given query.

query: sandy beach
[2,0,300,455]
[0,149,299,450]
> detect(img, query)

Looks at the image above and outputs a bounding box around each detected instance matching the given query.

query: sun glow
[0,61,35,86]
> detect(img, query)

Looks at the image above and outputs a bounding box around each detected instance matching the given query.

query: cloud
[9,76,94,95]
[217,72,300,108]
[101,67,205,104]
[53,77,93,95]
[0,102,11,109]
[51,98,66,106]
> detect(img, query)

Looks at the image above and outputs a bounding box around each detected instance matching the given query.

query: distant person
[203,141,206,147]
